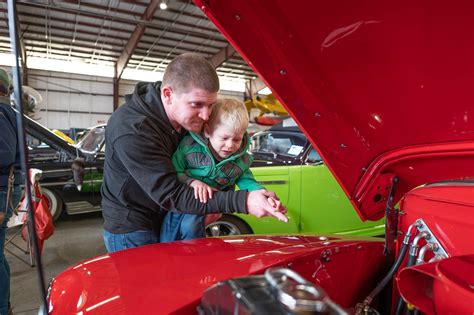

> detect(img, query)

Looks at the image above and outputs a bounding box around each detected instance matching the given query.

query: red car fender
[397,254,474,314]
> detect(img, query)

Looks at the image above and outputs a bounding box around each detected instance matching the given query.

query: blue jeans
[160,212,205,243]
[103,230,159,253]
[0,186,21,315]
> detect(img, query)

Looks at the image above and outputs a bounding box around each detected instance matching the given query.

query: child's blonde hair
[208,97,249,134]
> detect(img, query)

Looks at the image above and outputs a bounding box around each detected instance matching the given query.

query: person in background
[161,98,283,242]
[101,53,287,252]
[0,68,22,315]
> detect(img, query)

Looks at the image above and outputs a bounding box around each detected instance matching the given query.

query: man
[101,53,287,252]
[0,68,22,315]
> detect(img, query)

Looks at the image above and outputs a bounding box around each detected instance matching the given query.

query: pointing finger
[273,210,288,223]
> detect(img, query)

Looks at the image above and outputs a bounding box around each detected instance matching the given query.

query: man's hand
[246,190,288,222]
[190,180,216,203]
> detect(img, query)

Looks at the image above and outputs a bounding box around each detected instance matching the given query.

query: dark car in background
[26,115,105,220]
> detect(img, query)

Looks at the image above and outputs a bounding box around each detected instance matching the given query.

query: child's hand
[190,180,216,203]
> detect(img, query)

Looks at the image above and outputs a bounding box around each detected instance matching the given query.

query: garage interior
[0,0,269,130]
[1,1,271,314]
[1,1,471,314]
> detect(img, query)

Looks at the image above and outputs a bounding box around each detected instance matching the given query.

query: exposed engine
[200,267,348,315]
[358,181,474,314]
[356,218,451,314]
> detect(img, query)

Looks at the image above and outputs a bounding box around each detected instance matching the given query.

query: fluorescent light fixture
[27,56,115,77]
[258,87,272,95]
[0,54,246,92]
[0,53,16,66]
[122,69,245,92]
[122,68,164,82]
[219,78,246,92]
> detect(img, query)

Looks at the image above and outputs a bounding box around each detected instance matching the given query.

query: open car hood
[22,111,90,161]
[196,1,474,221]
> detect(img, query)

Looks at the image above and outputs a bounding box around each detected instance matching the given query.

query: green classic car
[206,119,385,237]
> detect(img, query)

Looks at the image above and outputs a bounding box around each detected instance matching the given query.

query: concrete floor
[5,212,106,315]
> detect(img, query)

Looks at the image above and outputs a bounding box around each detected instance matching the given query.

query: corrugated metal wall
[28,69,114,129]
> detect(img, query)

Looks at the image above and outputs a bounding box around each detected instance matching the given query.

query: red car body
[47,1,474,314]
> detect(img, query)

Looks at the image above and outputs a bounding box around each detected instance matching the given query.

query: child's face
[205,123,245,159]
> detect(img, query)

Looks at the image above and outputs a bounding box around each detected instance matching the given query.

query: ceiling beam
[115,0,160,81]
[208,44,235,68]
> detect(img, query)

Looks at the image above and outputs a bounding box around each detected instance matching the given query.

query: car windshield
[76,126,105,154]
[250,131,307,157]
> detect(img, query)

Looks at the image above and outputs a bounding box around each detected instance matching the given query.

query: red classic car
[44,1,474,314]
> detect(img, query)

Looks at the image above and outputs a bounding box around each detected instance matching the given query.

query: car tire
[41,187,63,222]
[205,215,253,237]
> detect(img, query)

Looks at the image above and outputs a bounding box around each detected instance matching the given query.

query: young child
[160,97,276,242]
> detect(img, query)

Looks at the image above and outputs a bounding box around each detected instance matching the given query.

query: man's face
[164,86,218,132]
[205,123,245,159]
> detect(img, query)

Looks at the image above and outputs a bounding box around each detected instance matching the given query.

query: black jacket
[101,82,248,233]
[0,99,21,187]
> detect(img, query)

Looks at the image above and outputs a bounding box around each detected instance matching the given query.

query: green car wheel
[206,215,253,236]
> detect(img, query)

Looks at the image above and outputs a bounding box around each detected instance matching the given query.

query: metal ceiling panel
[0,0,256,84]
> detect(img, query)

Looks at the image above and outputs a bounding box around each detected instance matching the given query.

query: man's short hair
[208,98,249,134]
[162,53,219,94]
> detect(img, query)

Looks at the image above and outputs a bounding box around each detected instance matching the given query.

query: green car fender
[231,163,385,237]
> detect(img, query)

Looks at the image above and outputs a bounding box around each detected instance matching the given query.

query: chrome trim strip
[258,180,288,185]
[41,167,98,174]
[41,182,72,186]
[41,169,72,174]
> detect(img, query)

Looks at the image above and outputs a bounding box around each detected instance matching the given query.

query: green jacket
[172,132,263,192]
